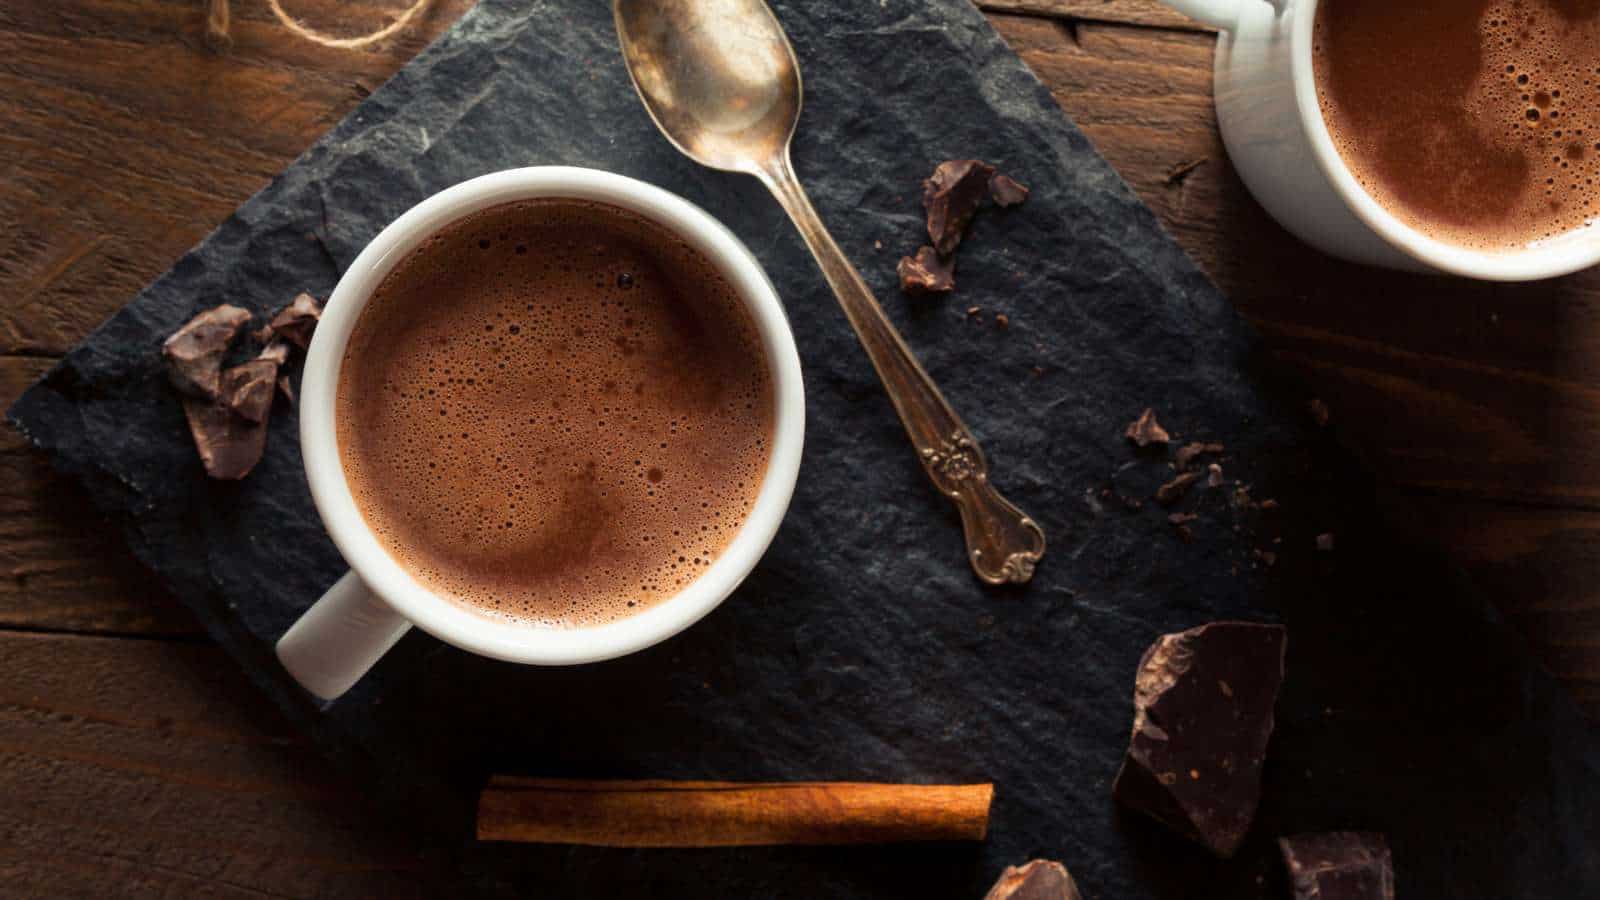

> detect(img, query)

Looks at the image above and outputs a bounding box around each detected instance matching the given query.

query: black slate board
[9,1,1599,897]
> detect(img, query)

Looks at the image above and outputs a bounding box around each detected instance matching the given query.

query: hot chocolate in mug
[1157,0,1600,281]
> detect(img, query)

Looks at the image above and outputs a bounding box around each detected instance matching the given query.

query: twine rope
[205,0,433,50]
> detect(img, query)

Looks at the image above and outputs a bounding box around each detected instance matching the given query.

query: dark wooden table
[3,0,1596,894]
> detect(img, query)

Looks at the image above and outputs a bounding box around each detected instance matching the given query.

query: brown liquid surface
[337,199,774,628]
[1314,0,1600,251]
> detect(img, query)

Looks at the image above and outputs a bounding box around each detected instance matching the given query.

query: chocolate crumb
[967,306,982,317]
[983,859,1083,900]
[897,246,955,295]
[161,305,253,399]
[996,313,1010,328]
[263,292,323,350]
[989,173,1030,207]
[1124,408,1171,447]
[1156,471,1202,506]
[1259,498,1280,510]
[923,159,996,255]
[1309,398,1331,427]
[1254,549,1277,567]
[1175,441,1224,469]
[1316,533,1335,552]
[1206,463,1224,488]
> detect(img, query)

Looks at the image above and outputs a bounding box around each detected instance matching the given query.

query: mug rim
[299,166,805,665]
[1290,0,1600,281]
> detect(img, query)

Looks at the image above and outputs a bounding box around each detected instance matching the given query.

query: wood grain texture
[977,0,1213,31]
[478,778,994,847]
[0,631,437,896]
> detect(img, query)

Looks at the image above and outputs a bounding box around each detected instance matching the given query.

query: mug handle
[1160,0,1252,29]
[276,571,412,701]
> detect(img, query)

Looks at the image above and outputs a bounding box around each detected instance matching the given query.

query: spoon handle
[754,152,1045,585]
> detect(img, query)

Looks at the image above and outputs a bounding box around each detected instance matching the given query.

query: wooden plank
[978,0,1214,31]
[1386,494,1600,718]
[0,0,478,357]
[0,630,438,896]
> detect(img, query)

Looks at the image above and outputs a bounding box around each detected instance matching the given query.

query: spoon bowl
[614,0,800,174]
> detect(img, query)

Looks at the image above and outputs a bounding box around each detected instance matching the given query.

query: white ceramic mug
[1160,0,1600,280]
[276,167,806,701]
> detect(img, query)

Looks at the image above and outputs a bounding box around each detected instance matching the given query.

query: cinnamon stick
[477,777,993,847]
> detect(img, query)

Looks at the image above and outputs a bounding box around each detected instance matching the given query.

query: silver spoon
[614,0,1045,585]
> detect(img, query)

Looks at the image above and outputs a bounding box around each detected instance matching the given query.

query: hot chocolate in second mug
[1158,0,1600,281]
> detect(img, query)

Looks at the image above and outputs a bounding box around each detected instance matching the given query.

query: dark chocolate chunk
[264,292,323,349]
[922,159,995,255]
[897,246,955,295]
[1124,408,1170,447]
[1113,621,1287,857]
[180,396,270,480]
[1279,832,1394,900]
[161,305,253,399]
[257,339,292,365]
[1155,470,1201,506]
[989,173,1029,207]
[222,359,280,424]
[983,860,1083,900]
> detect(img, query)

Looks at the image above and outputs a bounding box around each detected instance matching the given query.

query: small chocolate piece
[1259,498,1280,510]
[923,159,995,255]
[1113,622,1287,857]
[1155,471,1201,506]
[1124,408,1170,447]
[995,313,1010,328]
[180,396,270,480]
[1175,441,1224,469]
[161,305,252,399]
[897,246,955,295]
[1279,832,1394,900]
[1206,463,1224,488]
[989,173,1030,207]
[1309,398,1331,427]
[983,860,1084,900]
[222,359,280,424]
[264,292,322,349]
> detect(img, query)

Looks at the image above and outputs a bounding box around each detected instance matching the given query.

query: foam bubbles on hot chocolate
[336,199,774,628]
[1314,0,1600,251]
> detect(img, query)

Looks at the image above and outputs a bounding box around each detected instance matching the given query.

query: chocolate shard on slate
[1113,621,1287,857]
[897,246,956,295]
[161,304,253,399]
[257,339,292,366]
[989,173,1029,207]
[923,159,995,255]
[1174,441,1224,469]
[222,359,281,425]
[264,292,323,349]
[180,396,270,480]
[983,860,1084,900]
[1155,470,1202,506]
[1279,832,1394,900]
[1124,407,1171,447]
